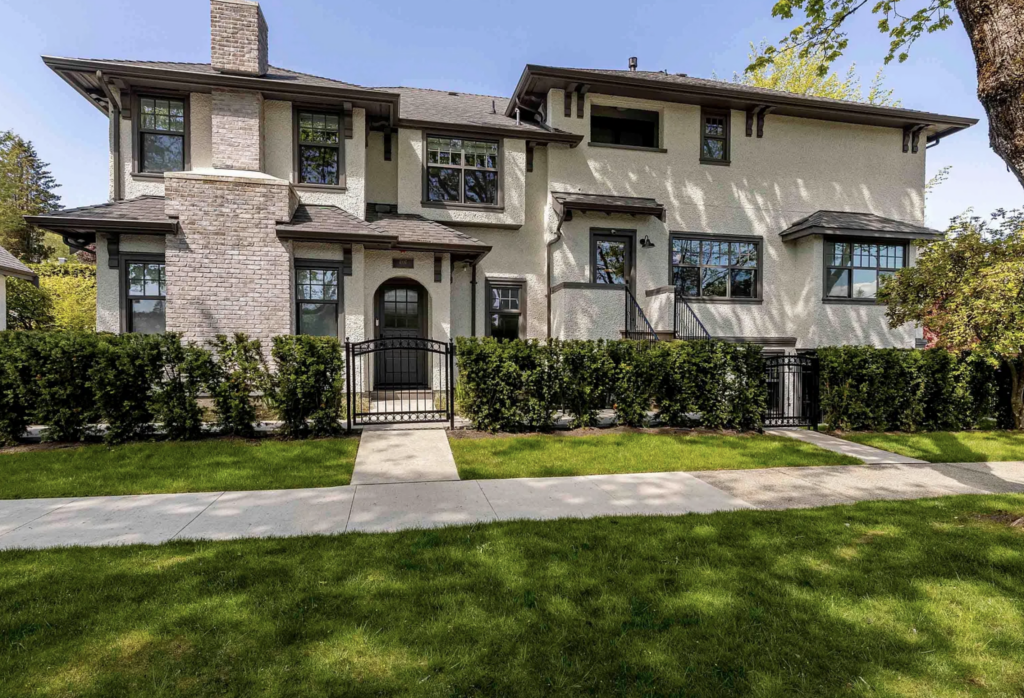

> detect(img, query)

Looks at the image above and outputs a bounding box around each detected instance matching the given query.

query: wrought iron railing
[673,290,712,341]
[765,354,820,429]
[623,287,660,343]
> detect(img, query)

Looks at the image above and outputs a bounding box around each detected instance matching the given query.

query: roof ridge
[383,85,509,100]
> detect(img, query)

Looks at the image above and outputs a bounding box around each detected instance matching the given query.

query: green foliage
[737,40,898,105]
[817,346,995,432]
[91,334,165,444]
[152,334,216,441]
[5,277,52,329]
[208,334,269,438]
[29,331,101,442]
[5,262,96,331]
[751,0,955,78]
[0,331,36,445]
[456,338,767,433]
[879,210,1024,427]
[0,130,62,262]
[267,335,346,438]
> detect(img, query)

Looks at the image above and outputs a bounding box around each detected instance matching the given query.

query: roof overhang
[42,56,401,126]
[552,191,666,223]
[397,119,582,147]
[0,264,37,283]
[276,226,492,261]
[25,213,178,254]
[511,65,977,142]
[780,225,943,242]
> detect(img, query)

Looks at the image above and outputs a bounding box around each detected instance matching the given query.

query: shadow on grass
[2,495,1024,696]
[845,431,1024,465]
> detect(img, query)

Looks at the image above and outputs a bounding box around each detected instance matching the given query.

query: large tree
[750,1,1024,190]
[737,41,899,105]
[879,209,1024,427]
[0,130,62,262]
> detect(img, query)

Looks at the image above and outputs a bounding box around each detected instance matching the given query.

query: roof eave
[275,229,399,245]
[514,64,978,135]
[0,266,37,282]
[397,118,582,145]
[780,225,943,242]
[24,214,178,235]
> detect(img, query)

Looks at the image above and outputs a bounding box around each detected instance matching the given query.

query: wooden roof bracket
[903,124,929,153]
[576,84,589,119]
[564,82,577,117]
[745,105,774,137]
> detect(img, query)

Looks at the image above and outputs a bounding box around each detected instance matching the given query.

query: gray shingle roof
[0,245,36,281]
[365,205,490,251]
[780,210,943,241]
[65,59,372,91]
[389,86,561,136]
[33,196,170,223]
[278,204,390,239]
[552,191,665,218]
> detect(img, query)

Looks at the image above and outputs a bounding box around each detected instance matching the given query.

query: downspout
[546,228,562,339]
[96,71,122,202]
[470,263,477,337]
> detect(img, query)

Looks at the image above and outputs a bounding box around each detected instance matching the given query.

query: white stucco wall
[396,128,527,228]
[539,88,926,347]
[551,286,623,340]
[365,131,398,205]
[95,233,167,333]
[363,249,451,343]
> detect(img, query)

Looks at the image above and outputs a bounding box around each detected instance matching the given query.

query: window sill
[421,201,504,212]
[131,172,168,180]
[682,297,763,305]
[294,182,348,192]
[822,297,884,305]
[699,159,731,167]
[587,142,667,154]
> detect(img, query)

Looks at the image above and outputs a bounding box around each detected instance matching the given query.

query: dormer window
[137,95,188,174]
[424,136,500,206]
[590,106,660,149]
[296,110,344,187]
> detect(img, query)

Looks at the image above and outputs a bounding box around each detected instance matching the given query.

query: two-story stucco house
[30,0,975,377]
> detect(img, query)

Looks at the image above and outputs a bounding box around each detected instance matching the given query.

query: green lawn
[450,432,861,480]
[841,431,1024,463]
[0,438,359,499]
[2,496,1024,696]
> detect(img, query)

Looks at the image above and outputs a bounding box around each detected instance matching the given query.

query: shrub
[455,337,530,433]
[818,346,996,432]
[559,340,614,429]
[267,335,345,438]
[152,334,216,441]
[0,331,36,444]
[30,331,100,442]
[608,341,662,428]
[91,333,164,444]
[208,333,269,438]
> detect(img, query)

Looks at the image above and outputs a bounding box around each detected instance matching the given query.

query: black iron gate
[345,338,455,429]
[764,354,820,428]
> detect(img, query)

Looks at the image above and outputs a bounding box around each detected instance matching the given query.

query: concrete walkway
[766,428,928,464]
[350,427,460,485]
[1,461,1022,551]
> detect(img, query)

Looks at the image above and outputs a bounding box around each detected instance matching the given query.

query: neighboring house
[29,0,974,371]
[0,246,38,331]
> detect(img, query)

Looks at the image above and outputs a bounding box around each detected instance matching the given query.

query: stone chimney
[211,0,268,77]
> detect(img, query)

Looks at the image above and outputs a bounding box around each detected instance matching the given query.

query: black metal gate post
[448,340,456,430]
[345,340,353,433]
[764,354,820,429]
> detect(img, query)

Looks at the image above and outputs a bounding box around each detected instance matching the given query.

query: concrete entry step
[351,428,460,485]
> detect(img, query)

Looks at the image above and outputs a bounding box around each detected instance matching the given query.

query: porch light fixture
[640,235,655,249]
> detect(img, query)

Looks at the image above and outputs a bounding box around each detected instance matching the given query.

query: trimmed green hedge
[455,338,767,433]
[0,331,345,444]
[817,346,998,432]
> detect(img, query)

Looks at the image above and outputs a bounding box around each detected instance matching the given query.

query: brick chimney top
[211,0,268,77]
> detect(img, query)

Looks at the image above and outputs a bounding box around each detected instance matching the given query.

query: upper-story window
[825,241,906,300]
[590,106,660,149]
[700,108,730,165]
[425,136,500,206]
[138,96,187,174]
[672,234,761,301]
[296,110,343,186]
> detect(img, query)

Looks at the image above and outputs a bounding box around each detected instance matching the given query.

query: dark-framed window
[295,261,342,337]
[424,135,500,206]
[124,257,166,334]
[590,230,635,288]
[671,234,762,301]
[485,279,526,341]
[700,107,730,165]
[295,109,344,187]
[136,94,188,174]
[824,240,906,301]
[590,105,660,149]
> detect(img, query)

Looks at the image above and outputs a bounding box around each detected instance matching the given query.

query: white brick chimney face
[211,0,268,77]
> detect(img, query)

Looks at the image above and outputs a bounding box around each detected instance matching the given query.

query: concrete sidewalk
[1,461,1022,551]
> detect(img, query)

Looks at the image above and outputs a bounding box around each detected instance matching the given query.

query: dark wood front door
[376,284,427,388]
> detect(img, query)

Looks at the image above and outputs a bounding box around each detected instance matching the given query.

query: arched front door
[375,281,428,388]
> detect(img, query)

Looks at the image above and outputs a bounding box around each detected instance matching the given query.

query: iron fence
[764,354,820,428]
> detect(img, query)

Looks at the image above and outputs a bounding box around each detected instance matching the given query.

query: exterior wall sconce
[640,235,655,249]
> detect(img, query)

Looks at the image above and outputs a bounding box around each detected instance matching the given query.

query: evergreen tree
[0,130,63,262]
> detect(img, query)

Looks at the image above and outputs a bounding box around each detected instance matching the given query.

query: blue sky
[0,0,1019,228]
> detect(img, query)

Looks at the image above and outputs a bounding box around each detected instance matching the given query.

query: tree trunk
[954,0,1024,189]
[1008,358,1024,429]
